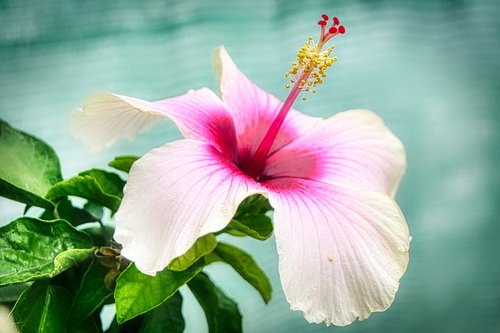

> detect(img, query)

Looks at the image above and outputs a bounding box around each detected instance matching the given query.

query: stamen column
[245,14,346,179]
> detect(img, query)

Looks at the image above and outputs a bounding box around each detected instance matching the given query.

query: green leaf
[0,283,30,303]
[105,318,121,333]
[11,280,72,333]
[106,316,145,333]
[224,194,273,240]
[68,259,113,328]
[225,215,273,240]
[234,194,273,218]
[79,169,125,198]
[188,272,242,333]
[84,201,104,220]
[73,316,100,333]
[81,225,115,246]
[168,234,217,271]
[0,217,94,286]
[40,198,100,226]
[46,169,124,213]
[0,119,62,209]
[109,155,140,173]
[208,243,272,303]
[138,292,185,333]
[115,261,204,324]
[0,179,55,210]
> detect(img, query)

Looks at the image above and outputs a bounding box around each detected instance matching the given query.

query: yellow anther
[284,31,340,97]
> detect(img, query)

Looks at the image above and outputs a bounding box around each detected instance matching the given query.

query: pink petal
[155,88,238,160]
[262,110,406,197]
[72,89,237,158]
[114,139,264,275]
[213,46,321,167]
[264,177,410,326]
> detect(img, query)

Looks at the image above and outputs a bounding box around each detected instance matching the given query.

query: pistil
[245,14,345,179]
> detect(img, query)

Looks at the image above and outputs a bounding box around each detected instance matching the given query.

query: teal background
[1,0,499,332]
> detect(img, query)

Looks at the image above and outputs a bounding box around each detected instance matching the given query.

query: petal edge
[265,178,409,326]
[114,139,265,275]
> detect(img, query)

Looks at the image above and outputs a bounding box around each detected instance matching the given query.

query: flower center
[245,14,346,180]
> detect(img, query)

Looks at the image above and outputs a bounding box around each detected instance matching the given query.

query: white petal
[114,139,264,275]
[71,89,237,154]
[71,92,168,152]
[265,178,410,326]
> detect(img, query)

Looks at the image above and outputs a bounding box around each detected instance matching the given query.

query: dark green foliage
[46,169,125,213]
[0,217,94,286]
[0,119,62,209]
[138,292,185,333]
[68,259,113,328]
[224,194,273,240]
[108,155,140,173]
[114,262,204,324]
[188,272,242,333]
[0,118,274,332]
[207,242,272,303]
[11,281,73,333]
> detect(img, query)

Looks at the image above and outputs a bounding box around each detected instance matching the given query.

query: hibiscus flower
[72,15,410,326]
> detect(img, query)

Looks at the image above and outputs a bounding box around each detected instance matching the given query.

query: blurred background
[1,0,499,332]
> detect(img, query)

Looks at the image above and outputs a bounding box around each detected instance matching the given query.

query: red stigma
[318,14,346,41]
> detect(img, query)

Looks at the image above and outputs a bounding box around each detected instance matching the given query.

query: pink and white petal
[265,178,410,326]
[155,88,238,161]
[263,109,406,197]
[71,89,237,159]
[212,46,321,165]
[71,92,167,152]
[114,139,264,275]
